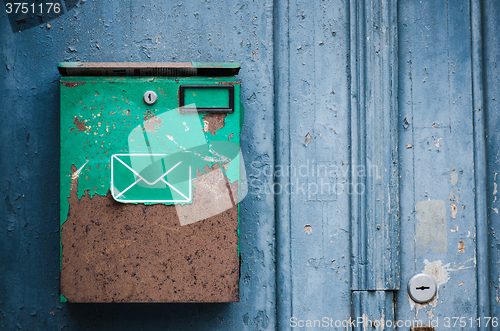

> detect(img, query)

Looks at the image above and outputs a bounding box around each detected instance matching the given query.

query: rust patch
[73,117,86,132]
[62,81,86,88]
[202,113,227,135]
[61,165,239,303]
[217,81,241,85]
[451,203,457,218]
[458,241,465,253]
[228,133,234,140]
[411,327,434,331]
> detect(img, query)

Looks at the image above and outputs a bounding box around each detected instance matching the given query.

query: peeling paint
[410,260,451,315]
[451,203,457,218]
[73,116,87,132]
[61,81,86,88]
[304,132,313,146]
[60,77,242,225]
[450,168,458,186]
[202,113,227,136]
[496,287,500,306]
[71,161,88,180]
[449,190,459,219]
[410,258,477,315]
[458,241,465,253]
[304,225,312,234]
[493,171,498,202]
[434,138,442,148]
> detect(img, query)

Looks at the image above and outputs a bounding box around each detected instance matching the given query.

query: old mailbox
[59,62,245,303]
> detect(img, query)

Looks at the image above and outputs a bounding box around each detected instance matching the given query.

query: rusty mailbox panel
[58,62,245,303]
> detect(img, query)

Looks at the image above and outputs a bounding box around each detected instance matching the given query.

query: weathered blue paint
[0,0,275,329]
[283,0,352,326]
[348,0,400,325]
[349,0,400,292]
[352,291,395,331]
[397,0,485,327]
[273,0,292,329]
[471,0,491,329]
[484,0,500,323]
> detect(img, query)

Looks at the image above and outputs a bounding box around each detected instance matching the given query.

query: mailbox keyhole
[416,285,430,291]
[143,90,157,105]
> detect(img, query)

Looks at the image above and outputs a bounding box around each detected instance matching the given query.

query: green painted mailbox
[59,62,245,303]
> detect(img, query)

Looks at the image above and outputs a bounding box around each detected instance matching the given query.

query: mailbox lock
[143,91,158,105]
[407,273,437,304]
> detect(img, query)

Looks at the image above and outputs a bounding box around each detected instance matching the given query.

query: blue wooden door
[395,0,497,329]
[1,0,500,330]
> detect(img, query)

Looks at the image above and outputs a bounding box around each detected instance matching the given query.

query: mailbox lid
[58,62,240,77]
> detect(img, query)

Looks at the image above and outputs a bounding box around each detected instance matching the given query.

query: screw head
[143,91,157,105]
[407,273,437,304]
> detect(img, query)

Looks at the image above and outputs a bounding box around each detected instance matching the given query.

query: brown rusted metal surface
[217,81,242,85]
[203,113,227,136]
[61,81,86,88]
[72,117,86,132]
[61,165,239,303]
[411,327,434,331]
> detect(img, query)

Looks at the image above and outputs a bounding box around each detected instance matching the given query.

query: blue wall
[0,1,276,330]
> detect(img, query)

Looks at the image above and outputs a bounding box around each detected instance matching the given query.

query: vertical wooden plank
[471,0,491,329]
[350,0,400,292]
[396,0,419,325]
[274,0,292,329]
[484,0,500,324]
[397,0,480,327]
[352,291,395,331]
[284,0,352,324]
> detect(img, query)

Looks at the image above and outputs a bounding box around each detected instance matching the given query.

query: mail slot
[179,85,234,113]
[58,62,245,303]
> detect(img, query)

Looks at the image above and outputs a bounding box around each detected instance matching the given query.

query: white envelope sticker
[110,153,192,204]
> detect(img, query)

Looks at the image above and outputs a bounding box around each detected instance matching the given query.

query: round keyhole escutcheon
[407,273,437,304]
[143,91,157,105]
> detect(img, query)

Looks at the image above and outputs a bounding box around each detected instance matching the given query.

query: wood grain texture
[349,0,400,292]
[284,0,352,326]
[484,0,500,324]
[397,0,479,325]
